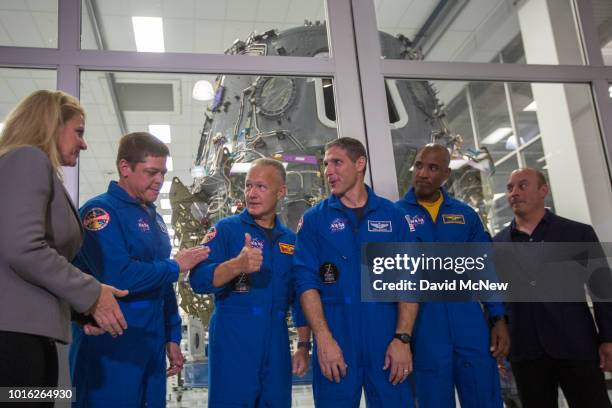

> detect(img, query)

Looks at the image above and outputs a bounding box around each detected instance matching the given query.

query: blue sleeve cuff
[485,302,505,317]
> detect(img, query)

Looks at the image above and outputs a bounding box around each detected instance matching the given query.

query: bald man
[396,144,508,408]
[493,168,612,408]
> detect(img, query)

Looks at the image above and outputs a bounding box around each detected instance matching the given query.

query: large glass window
[81,0,328,56]
[374,0,584,65]
[0,0,57,48]
[388,78,603,235]
[0,68,56,123]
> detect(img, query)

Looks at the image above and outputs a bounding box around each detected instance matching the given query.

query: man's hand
[316,333,347,383]
[292,347,310,377]
[236,233,263,274]
[87,284,128,337]
[175,246,211,272]
[166,342,184,377]
[599,342,612,372]
[490,320,510,359]
[291,347,310,377]
[83,323,105,336]
[384,339,413,385]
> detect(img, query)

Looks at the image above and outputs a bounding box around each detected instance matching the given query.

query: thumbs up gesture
[237,233,263,273]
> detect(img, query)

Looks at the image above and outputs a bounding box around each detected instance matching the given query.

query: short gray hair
[250,158,286,183]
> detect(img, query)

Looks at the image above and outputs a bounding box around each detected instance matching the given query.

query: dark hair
[250,158,286,183]
[116,132,169,171]
[325,137,368,165]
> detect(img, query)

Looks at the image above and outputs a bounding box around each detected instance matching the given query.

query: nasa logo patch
[250,237,264,250]
[329,218,346,233]
[137,218,150,232]
[83,208,110,231]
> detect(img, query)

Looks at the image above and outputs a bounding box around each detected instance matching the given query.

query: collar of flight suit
[106,180,158,212]
[328,184,383,214]
[238,208,289,243]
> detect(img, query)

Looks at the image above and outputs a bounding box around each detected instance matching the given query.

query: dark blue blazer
[494,211,612,361]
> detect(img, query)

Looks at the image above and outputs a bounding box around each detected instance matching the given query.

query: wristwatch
[393,333,412,344]
[297,341,312,351]
[489,314,509,327]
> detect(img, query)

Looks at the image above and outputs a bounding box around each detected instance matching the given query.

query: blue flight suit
[190,209,304,407]
[396,187,504,408]
[294,186,415,408]
[69,181,181,408]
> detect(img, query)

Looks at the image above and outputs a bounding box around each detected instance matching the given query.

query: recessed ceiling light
[132,16,165,52]
[148,124,171,143]
[480,127,513,145]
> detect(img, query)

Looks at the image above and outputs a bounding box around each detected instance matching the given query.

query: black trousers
[512,356,611,408]
[0,330,58,407]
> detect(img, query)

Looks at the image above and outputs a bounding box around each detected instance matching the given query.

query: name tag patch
[442,214,465,224]
[368,220,392,232]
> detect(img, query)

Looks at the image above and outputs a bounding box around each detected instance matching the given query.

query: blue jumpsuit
[69,181,181,408]
[189,209,304,407]
[294,186,415,408]
[396,187,504,408]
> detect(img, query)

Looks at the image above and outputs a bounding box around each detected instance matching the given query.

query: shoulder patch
[83,208,110,231]
[442,214,465,224]
[202,226,217,244]
[279,242,295,255]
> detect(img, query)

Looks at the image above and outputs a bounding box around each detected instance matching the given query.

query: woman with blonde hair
[0,90,128,393]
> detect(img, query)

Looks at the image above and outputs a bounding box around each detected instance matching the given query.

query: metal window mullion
[352,0,399,200]
[380,59,612,83]
[325,0,367,149]
[465,86,480,149]
[572,0,604,67]
[590,79,612,187]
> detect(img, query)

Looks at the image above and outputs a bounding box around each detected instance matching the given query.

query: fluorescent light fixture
[132,17,165,52]
[148,124,171,143]
[481,127,513,145]
[160,181,171,194]
[192,80,215,101]
[229,162,252,174]
[163,214,172,223]
[166,156,173,171]
[523,101,537,111]
[160,198,171,210]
